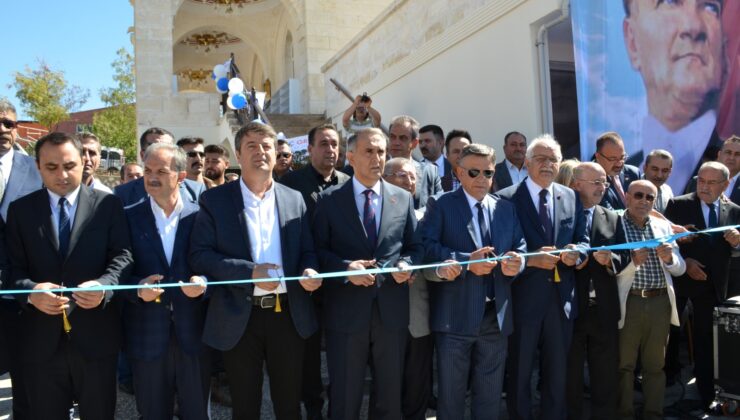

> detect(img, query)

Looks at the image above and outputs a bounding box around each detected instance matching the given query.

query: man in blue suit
[114,127,205,206]
[190,122,322,419]
[421,143,526,419]
[594,132,641,210]
[496,134,589,420]
[124,143,210,419]
[313,127,424,420]
[0,98,43,419]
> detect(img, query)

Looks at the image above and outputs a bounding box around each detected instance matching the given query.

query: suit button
[246,296,252,302]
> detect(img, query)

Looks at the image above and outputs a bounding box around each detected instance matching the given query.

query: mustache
[147,181,162,187]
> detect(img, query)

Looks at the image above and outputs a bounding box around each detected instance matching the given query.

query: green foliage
[11,60,89,130]
[92,48,137,162]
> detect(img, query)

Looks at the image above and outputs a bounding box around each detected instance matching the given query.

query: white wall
[323,0,565,153]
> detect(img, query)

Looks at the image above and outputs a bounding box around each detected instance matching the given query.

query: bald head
[573,162,608,208]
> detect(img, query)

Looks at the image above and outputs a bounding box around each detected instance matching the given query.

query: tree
[11,60,89,130]
[92,48,137,162]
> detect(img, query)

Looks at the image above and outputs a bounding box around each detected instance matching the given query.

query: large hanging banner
[571,0,737,194]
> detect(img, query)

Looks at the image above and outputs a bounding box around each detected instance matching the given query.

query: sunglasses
[1,119,18,129]
[632,191,656,202]
[187,151,205,158]
[278,152,292,159]
[460,166,494,179]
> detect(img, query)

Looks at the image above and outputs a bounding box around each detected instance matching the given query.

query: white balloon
[226,95,236,110]
[228,78,244,94]
[213,64,227,79]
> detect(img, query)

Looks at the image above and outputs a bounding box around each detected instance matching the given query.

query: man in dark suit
[0,98,43,419]
[419,124,452,189]
[566,162,630,419]
[190,122,322,419]
[279,123,349,419]
[494,131,528,192]
[663,162,740,411]
[441,129,472,192]
[313,127,423,419]
[718,136,740,205]
[388,115,443,209]
[422,143,526,419]
[114,127,205,206]
[496,134,589,420]
[5,132,132,418]
[594,132,641,210]
[123,143,210,419]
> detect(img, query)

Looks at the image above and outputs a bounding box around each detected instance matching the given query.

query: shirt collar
[505,159,523,171]
[352,176,382,198]
[463,188,487,212]
[149,195,184,221]
[700,197,721,209]
[240,178,275,204]
[309,163,336,183]
[525,176,553,197]
[0,148,14,167]
[48,185,82,209]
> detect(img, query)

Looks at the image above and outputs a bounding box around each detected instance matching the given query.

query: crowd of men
[0,95,739,420]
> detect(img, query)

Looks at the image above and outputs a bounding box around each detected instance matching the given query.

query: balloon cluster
[212,59,248,110]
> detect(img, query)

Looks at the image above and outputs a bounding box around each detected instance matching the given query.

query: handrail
[329,78,388,134]
[228,53,271,126]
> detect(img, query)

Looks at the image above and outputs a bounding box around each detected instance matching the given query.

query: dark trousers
[130,330,211,420]
[0,299,30,420]
[402,333,433,420]
[507,287,573,420]
[223,303,305,420]
[302,300,325,419]
[436,303,507,420]
[566,304,618,420]
[24,338,117,420]
[326,302,407,420]
[674,290,717,406]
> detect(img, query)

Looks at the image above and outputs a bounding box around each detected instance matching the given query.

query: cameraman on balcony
[342,93,382,135]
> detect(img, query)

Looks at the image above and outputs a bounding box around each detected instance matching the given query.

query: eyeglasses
[598,152,628,163]
[186,151,205,158]
[388,170,416,180]
[631,191,656,202]
[1,119,17,129]
[277,152,292,159]
[576,178,610,188]
[459,166,494,179]
[531,155,559,165]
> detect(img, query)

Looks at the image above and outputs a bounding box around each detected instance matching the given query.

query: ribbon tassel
[274,294,282,313]
[62,309,72,333]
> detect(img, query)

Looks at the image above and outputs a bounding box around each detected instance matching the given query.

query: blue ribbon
[2,224,737,295]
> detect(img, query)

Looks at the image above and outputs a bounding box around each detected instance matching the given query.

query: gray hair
[144,142,187,172]
[384,157,416,177]
[699,161,730,181]
[347,128,387,152]
[389,115,420,139]
[525,134,562,162]
[458,143,496,164]
[0,97,17,115]
[645,149,673,166]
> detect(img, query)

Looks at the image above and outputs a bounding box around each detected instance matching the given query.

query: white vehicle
[100,146,125,172]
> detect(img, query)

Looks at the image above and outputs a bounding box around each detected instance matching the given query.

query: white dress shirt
[240,180,286,296]
[463,189,491,247]
[90,178,113,194]
[352,177,382,235]
[726,173,739,198]
[525,177,554,221]
[639,111,716,194]
[506,159,528,185]
[0,148,14,190]
[432,155,445,178]
[150,196,183,265]
[48,185,82,240]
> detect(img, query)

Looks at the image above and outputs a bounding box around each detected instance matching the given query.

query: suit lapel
[67,186,95,259]
[453,188,479,248]
[516,181,546,242]
[553,185,565,244]
[691,193,707,229]
[229,181,252,257]
[137,201,170,269]
[37,190,60,256]
[170,202,197,269]
[274,184,290,260]
[3,154,29,207]
[718,198,730,227]
[340,181,372,252]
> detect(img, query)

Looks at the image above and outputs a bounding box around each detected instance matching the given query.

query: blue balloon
[216,77,229,92]
[211,72,216,80]
[232,93,247,109]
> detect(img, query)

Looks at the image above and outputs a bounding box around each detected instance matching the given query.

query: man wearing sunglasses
[615,180,686,419]
[274,138,293,181]
[421,143,525,419]
[176,136,214,188]
[496,134,589,420]
[594,132,641,210]
[663,162,740,413]
[0,98,42,420]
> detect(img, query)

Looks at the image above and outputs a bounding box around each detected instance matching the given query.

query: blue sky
[1,0,133,119]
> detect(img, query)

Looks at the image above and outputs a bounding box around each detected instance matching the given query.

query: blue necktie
[363,189,377,249]
[708,202,718,228]
[477,202,495,299]
[539,189,553,243]
[58,197,71,258]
